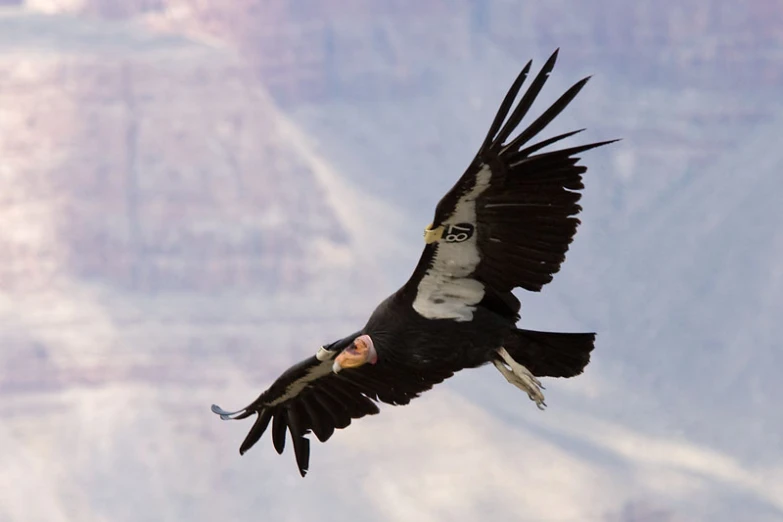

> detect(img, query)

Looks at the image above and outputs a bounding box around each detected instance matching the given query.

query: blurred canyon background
[1,1,782,521]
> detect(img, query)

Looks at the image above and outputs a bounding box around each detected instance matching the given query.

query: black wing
[212,340,453,477]
[402,49,616,322]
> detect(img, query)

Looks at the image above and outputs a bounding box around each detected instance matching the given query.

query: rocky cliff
[0,12,366,293]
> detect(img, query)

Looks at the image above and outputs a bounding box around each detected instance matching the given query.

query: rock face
[0,12,361,294]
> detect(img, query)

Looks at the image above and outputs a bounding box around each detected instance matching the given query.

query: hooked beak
[332,335,377,373]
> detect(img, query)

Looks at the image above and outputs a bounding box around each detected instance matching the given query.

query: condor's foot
[493,347,546,410]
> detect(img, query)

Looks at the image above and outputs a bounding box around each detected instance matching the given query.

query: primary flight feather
[212,49,617,477]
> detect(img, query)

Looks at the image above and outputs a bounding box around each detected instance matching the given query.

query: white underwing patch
[267,360,332,406]
[413,165,492,321]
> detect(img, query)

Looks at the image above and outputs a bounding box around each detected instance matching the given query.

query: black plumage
[212,49,617,477]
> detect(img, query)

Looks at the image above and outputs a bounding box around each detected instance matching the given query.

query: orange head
[332,335,378,373]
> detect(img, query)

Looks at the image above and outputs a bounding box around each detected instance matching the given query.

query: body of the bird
[361,289,513,372]
[212,48,616,476]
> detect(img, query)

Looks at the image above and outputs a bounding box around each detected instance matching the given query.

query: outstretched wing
[403,49,616,322]
[211,336,453,477]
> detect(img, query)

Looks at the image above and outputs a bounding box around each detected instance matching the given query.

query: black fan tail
[503,329,595,378]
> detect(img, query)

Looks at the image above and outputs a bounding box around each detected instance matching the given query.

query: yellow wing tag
[423,223,475,244]
[423,224,444,244]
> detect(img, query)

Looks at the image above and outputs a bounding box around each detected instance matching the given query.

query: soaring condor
[212,49,616,476]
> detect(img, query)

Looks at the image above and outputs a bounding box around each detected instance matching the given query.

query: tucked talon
[493,349,547,408]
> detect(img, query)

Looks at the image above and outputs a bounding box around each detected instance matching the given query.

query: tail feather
[504,328,595,378]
